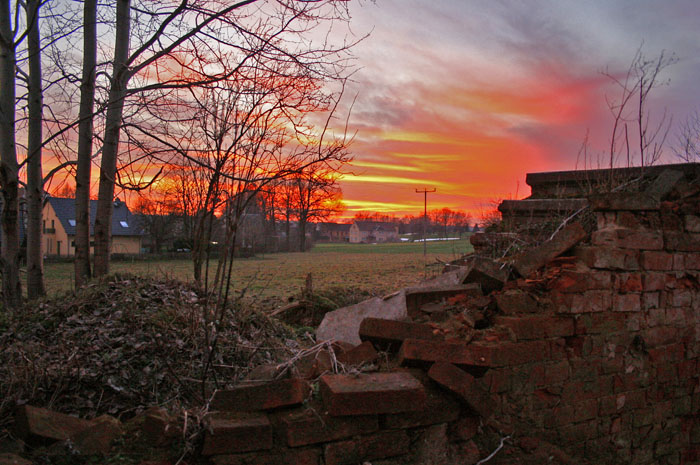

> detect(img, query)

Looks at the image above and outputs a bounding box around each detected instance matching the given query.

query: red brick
[382,388,460,428]
[568,290,612,313]
[323,430,409,465]
[592,228,663,250]
[320,372,425,416]
[451,415,480,441]
[576,313,626,335]
[494,315,574,340]
[427,362,495,419]
[336,341,378,366]
[685,253,700,269]
[643,326,678,347]
[398,339,495,367]
[358,318,438,347]
[615,273,643,292]
[670,289,692,307]
[641,251,674,270]
[14,405,92,443]
[494,341,549,365]
[613,293,640,312]
[545,361,570,385]
[279,408,377,447]
[211,379,310,412]
[643,272,668,291]
[210,448,320,465]
[549,270,612,293]
[575,246,639,270]
[202,412,272,456]
[664,231,700,252]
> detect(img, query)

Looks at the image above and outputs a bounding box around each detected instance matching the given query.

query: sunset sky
[337,0,700,219]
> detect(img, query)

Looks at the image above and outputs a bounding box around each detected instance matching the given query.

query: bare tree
[0,0,25,308]
[675,110,700,162]
[74,0,98,287]
[603,47,676,185]
[291,167,345,252]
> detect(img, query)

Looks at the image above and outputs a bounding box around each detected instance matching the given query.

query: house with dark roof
[43,197,143,256]
[348,220,399,243]
[316,222,351,242]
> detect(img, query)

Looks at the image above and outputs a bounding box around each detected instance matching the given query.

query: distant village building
[316,222,351,242]
[43,197,143,256]
[348,220,399,243]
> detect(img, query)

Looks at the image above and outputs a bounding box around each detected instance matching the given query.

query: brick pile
[8,166,699,464]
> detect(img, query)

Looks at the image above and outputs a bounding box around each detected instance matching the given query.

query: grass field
[41,237,473,304]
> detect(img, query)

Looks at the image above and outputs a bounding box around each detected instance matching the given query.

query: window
[68,219,76,227]
[120,221,128,228]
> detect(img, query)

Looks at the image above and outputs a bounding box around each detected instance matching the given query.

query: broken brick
[278,407,377,447]
[336,341,378,366]
[320,372,426,416]
[323,430,410,465]
[202,412,272,456]
[462,257,511,294]
[512,222,587,277]
[398,338,495,368]
[13,405,92,444]
[358,317,438,348]
[382,388,460,428]
[494,315,575,340]
[210,448,320,465]
[211,378,309,412]
[427,362,495,419]
[494,289,539,314]
[71,415,123,455]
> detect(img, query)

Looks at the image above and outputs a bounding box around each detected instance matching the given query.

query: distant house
[348,221,399,243]
[316,222,351,242]
[43,197,143,256]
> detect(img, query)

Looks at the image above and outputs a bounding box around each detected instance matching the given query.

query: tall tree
[73,0,98,286]
[0,0,22,308]
[25,0,45,298]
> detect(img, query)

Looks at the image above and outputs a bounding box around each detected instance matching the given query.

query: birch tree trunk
[93,0,130,277]
[74,0,97,286]
[26,0,45,299]
[0,0,22,308]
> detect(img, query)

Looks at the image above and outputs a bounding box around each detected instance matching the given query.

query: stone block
[14,405,92,444]
[323,430,410,465]
[512,222,587,277]
[279,407,377,447]
[202,412,272,456]
[358,317,438,348]
[320,372,425,416]
[427,362,495,419]
[316,291,407,345]
[211,378,309,412]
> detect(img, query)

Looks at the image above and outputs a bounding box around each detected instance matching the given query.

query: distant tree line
[352,208,476,238]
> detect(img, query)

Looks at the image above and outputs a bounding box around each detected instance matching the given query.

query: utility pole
[415,188,436,261]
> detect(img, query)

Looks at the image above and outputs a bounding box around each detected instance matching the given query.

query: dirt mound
[0,274,300,431]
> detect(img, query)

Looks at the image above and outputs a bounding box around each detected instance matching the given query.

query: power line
[415,188,436,266]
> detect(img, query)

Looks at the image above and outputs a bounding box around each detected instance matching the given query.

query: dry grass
[41,238,473,304]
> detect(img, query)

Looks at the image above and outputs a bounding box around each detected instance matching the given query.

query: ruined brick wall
[483,190,700,464]
[197,181,699,465]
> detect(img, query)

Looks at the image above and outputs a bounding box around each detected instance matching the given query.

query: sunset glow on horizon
[337,0,700,219]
